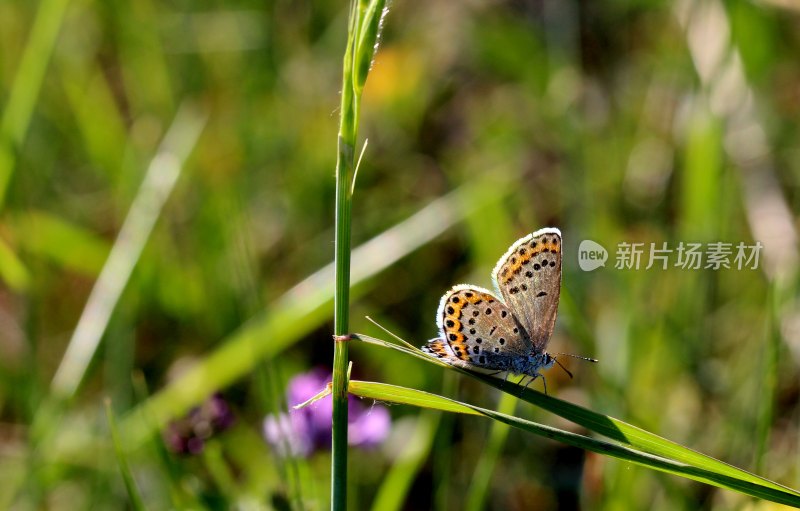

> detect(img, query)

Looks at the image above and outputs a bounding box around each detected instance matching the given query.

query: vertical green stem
[332,137,354,509]
[331,4,358,509]
[331,1,386,507]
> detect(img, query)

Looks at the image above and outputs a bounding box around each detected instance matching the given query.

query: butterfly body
[423,227,563,383]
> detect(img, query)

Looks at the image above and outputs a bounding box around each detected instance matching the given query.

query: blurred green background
[1,0,800,509]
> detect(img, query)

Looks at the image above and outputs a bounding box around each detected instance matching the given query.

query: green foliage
[353,333,800,506]
[1,0,799,509]
[105,399,146,511]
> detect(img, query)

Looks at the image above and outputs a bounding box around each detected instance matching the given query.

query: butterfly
[423,227,589,391]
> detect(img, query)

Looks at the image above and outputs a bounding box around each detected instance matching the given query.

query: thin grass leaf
[105,400,146,511]
[61,67,128,178]
[755,281,781,472]
[0,0,71,206]
[51,103,207,400]
[0,236,30,291]
[349,380,800,507]
[354,332,800,498]
[203,441,237,499]
[10,210,110,276]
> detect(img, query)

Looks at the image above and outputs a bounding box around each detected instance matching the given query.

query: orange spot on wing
[428,340,447,354]
[500,241,561,284]
[446,333,468,360]
[443,289,498,360]
[443,298,469,360]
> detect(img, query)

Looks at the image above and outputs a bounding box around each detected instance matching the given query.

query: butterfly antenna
[553,358,574,379]
[557,353,599,363]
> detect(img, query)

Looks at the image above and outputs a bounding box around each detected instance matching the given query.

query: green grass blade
[755,281,780,472]
[355,333,800,498]
[0,0,71,207]
[10,210,110,276]
[105,400,146,511]
[0,236,30,291]
[50,103,207,400]
[348,380,800,507]
[203,441,237,499]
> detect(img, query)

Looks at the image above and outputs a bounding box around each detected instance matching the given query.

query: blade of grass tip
[105,399,146,511]
[348,381,800,507]
[466,371,800,497]
[358,332,800,497]
[50,103,207,400]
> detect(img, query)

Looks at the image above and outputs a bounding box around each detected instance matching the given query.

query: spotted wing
[491,228,562,351]
[425,284,532,369]
[421,338,471,367]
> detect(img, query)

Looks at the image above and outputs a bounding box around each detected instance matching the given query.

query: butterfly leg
[522,374,538,391]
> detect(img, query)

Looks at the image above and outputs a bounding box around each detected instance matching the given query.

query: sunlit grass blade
[354,332,800,498]
[51,103,207,400]
[348,380,800,507]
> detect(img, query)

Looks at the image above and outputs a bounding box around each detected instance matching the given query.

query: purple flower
[263,368,391,457]
[348,402,391,448]
[165,393,236,455]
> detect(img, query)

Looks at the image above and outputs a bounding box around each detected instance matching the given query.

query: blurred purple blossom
[164,393,235,455]
[263,368,390,457]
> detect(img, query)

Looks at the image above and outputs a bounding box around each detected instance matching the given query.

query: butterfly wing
[421,338,471,368]
[491,228,562,352]
[423,284,532,370]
